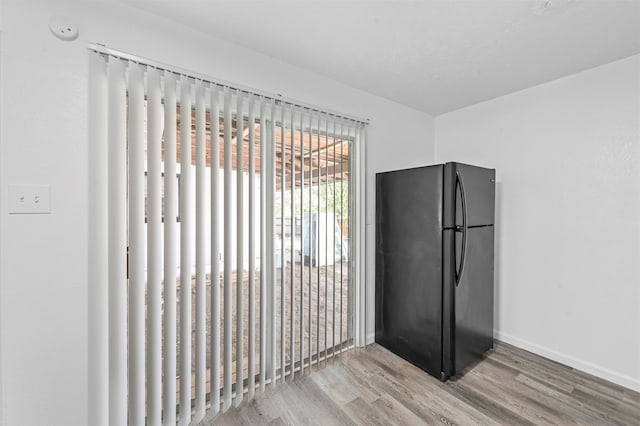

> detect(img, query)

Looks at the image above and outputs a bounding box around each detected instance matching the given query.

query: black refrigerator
[375,162,495,381]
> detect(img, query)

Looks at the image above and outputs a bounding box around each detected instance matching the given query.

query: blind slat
[271,102,278,388]
[162,73,178,426]
[279,106,286,385]
[210,85,222,415]
[315,115,321,371]
[248,94,257,401]
[359,125,368,347]
[289,107,295,381]
[299,112,304,376]
[88,52,108,426]
[128,66,146,425]
[223,88,233,412]
[146,67,163,426]
[347,124,353,347]
[194,82,207,422]
[352,124,359,347]
[128,63,146,426]
[307,115,312,371]
[338,123,345,353]
[308,116,313,370]
[259,98,267,394]
[324,118,329,368]
[331,121,337,360]
[107,57,127,426]
[235,91,245,407]
[178,78,193,426]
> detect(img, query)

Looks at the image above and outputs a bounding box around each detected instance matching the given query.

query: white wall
[0,1,434,425]
[435,55,640,391]
[0,0,4,422]
[365,101,435,343]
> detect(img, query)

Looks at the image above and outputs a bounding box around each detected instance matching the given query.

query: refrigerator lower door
[375,165,443,378]
[443,226,495,378]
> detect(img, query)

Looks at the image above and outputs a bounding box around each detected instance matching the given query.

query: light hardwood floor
[200,341,640,425]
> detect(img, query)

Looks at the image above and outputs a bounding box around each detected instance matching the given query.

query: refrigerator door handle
[455,170,468,287]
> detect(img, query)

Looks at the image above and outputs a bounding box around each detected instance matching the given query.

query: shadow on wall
[494,181,502,334]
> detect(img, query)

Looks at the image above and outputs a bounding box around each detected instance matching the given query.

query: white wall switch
[8,184,52,214]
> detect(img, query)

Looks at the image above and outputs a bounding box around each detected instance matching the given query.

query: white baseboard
[495,330,640,392]
[366,332,375,345]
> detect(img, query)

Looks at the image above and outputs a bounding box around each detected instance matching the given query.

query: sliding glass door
[88,46,367,426]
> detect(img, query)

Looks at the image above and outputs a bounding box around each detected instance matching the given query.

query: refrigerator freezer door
[375,165,443,377]
[444,163,496,228]
[443,226,495,377]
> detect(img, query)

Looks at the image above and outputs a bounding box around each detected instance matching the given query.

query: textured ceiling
[126,0,640,115]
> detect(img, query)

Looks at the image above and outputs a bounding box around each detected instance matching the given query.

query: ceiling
[126,0,640,115]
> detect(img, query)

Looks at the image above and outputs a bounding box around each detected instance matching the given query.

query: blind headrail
[88,43,370,125]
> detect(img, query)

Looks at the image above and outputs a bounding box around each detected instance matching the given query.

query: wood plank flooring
[198,341,640,425]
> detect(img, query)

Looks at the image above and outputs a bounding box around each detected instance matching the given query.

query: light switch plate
[8,184,51,214]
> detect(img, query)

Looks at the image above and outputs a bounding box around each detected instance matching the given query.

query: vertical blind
[88,48,367,426]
